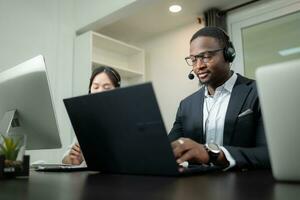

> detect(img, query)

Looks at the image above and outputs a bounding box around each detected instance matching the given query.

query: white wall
[0,0,75,163]
[138,23,202,132]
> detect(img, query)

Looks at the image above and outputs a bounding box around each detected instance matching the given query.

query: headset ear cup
[225,47,236,63]
[223,41,236,63]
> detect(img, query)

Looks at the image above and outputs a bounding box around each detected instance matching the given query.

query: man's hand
[171,138,209,165]
[63,143,83,165]
[171,138,229,167]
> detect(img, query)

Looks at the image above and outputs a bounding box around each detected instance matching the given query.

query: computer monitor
[0,55,61,150]
[256,59,300,181]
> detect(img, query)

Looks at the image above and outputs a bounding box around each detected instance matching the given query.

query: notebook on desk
[63,82,222,176]
[256,59,300,181]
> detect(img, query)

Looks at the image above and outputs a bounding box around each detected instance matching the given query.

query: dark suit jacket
[169,74,270,169]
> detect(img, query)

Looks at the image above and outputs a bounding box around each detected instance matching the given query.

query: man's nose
[194,58,206,69]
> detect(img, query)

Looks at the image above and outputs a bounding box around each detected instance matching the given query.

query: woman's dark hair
[88,66,121,93]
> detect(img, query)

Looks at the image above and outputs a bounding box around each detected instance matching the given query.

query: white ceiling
[93,0,256,43]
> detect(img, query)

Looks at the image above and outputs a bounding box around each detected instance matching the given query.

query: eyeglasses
[185,48,224,66]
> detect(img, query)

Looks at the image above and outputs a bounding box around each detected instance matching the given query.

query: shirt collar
[204,72,237,97]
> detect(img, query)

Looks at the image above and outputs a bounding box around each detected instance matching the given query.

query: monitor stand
[0,110,18,136]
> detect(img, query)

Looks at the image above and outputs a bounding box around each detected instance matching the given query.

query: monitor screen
[0,55,61,150]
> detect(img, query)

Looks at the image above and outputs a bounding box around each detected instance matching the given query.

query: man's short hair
[190,26,230,48]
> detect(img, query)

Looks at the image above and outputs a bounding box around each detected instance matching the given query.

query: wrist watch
[204,143,221,164]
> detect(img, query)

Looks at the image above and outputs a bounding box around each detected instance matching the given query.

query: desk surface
[1,169,300,200]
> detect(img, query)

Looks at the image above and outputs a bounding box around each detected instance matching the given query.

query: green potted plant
[0,134,23,173]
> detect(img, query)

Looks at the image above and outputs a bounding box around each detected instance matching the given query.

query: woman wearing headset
[62,66,121,165]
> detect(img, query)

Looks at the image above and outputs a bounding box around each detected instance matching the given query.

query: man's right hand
[63,143,83,165]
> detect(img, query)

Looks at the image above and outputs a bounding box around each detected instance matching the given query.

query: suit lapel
[191,87,205,143]
[223,75,252,145]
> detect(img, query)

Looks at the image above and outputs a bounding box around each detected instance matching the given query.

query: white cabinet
[73,31,145,96]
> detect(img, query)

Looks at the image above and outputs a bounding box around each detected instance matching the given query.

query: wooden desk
[1,170,299,200]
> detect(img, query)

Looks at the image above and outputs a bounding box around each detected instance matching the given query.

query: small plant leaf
[0,134,21,161]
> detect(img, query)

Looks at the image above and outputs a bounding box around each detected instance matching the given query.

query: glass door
[242,11,300,79]
[227,0,300,78]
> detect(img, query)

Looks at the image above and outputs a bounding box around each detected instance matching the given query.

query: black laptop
[63,83,221,176]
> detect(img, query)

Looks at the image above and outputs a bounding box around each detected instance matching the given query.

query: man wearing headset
[169,26,270,171]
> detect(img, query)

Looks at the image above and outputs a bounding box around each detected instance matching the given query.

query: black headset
[219,28,236,63]
[223,41,236,63]
[103,67,121,87]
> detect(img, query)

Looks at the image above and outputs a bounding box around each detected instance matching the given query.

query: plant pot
[0,133,29,178]
[0,155,30,178]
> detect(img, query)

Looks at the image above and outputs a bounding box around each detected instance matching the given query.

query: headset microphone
[188,70,194,80]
